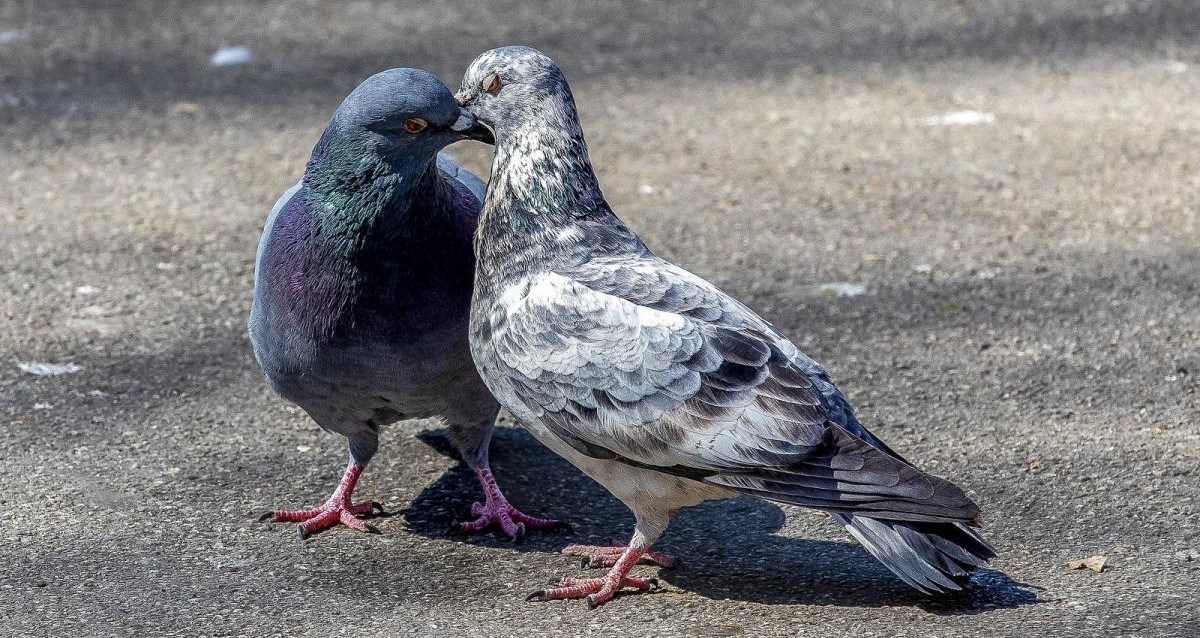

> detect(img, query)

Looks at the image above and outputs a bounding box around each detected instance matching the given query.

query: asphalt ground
[1,2,1197,636]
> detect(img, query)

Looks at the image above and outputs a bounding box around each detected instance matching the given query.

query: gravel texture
[1,2,1197,636]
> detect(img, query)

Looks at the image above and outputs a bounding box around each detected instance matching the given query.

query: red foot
[452,467,569,541]
[258,463,384,538]
[563,544,675,568]
[527,547,660,608]
[528,575,658,608]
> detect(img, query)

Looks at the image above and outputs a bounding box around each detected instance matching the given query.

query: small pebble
[1067,555,1107,573]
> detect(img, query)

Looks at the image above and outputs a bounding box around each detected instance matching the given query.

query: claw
[261,463,383,539]
[526,590,547,602]
[461,467,568,540]
[553,521,574,534]
[365,523,382,535]
[527,547,658,608]
[580,557,589,569]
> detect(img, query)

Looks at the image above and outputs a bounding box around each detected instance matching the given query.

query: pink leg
[452,467,569,541]
[258,463,384,539]
[563,544,675,568]
[527,546,659,608]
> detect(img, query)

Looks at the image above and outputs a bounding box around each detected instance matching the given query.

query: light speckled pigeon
[250,68,565,540]
[456,47,995,607]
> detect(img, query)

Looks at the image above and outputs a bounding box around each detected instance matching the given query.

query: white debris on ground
[17,362,83,376]
[922,110,996,126]
[819,282,867,297]
[0,29,27,44]
[1165,60,1188,74]
[75,285,100,295]
[209,45,254,67]
[66,316,125,336]
[66,305,127,336]
[638,184,654,195]
[169,101,203,116]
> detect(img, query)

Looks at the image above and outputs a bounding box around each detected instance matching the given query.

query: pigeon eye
[404,118,428,133]
[482,74,502,95]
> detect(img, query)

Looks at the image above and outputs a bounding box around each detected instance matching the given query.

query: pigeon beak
[450,110,495,145]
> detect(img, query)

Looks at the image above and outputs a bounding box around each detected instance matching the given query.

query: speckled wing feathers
[485,259,979,523]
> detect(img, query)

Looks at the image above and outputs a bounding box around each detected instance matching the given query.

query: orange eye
[483,73,502,95]
[404,118,428,133]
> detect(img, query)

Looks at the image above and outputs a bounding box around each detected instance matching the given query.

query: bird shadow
[404,426,1040,613]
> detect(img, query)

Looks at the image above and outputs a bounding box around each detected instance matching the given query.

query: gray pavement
[1,2,1197,636]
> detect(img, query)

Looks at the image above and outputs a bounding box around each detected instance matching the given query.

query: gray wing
[437,153,487,202]
[570,257,908,460]
[486,259,978,522]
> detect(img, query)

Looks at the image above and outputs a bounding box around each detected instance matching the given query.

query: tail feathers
[702,422,995,593]
[833,513,996,593]
[704,423,981,523]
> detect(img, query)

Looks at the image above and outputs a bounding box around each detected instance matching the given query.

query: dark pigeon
[456,47,995,607]
[250,68,564,540]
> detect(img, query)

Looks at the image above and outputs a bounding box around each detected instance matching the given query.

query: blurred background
[1,2,1197,636]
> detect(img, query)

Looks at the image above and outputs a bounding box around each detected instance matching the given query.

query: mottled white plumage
[458,46,994,607]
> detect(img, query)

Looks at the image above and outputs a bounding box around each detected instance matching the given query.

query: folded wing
[485,259,980,524]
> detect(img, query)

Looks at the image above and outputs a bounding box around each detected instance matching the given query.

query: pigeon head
[455,46,578,140]
[304,68,492,214]
[455,47,608,217]
[331,68,493,159]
